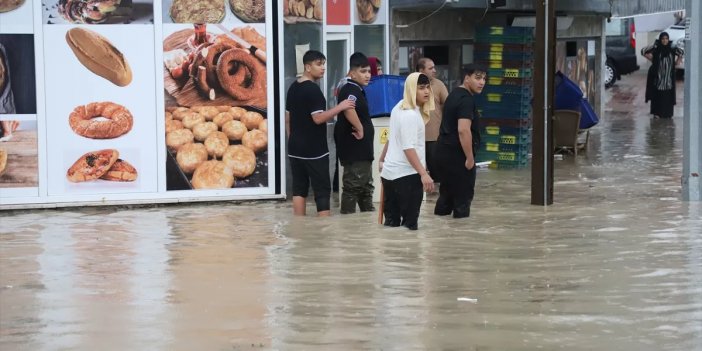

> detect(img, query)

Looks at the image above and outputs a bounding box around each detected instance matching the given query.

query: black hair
[349,52,369,69]
[462,63,487,78]
[417,73,430,86]
[303,50,326,65]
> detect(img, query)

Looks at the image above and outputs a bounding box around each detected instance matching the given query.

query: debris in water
[457,297,478,303]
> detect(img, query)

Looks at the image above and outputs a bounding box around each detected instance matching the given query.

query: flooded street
[2,71,701,350]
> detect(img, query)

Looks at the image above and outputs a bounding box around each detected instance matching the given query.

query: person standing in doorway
[368,56,383,76]
[433,64,486,218]
[286,50,356,217]
[335,52,375,214]
[416,58,449,182]
[379,72,435,230]
[641,32,684,119]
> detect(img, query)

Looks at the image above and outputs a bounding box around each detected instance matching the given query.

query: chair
[553,109,582,156]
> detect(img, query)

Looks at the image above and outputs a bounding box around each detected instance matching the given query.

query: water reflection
[646,118,676,158]
[0,72,701,350]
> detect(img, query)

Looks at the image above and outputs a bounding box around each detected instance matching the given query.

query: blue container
[554,71,599,129]
[365,75,405,117]
[579,98,599,129]
[554,71,583,110]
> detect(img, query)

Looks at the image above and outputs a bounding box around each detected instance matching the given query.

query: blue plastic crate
[474,43,534,53]
[474,50,534,62]
[476,149,529,163]
[479,106,532,119]
[476,26,535,38]
[475,59,534,70]
[482,84,532,96]
[480,140,530,153]
[365,75,405,117]
[480,118,532,130]
[475,35,535,44]
[487,68,533,79]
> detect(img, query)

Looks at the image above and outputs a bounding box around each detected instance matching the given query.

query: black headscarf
[656,31,673,56]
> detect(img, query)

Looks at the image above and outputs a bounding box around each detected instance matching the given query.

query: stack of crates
[473,26,534,168]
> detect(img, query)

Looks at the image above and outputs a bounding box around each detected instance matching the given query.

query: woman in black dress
[641,32,684,119]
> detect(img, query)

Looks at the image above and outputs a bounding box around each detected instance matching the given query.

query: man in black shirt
[433,64,486,218]
[334,52,375,214]
[286,50,355,216]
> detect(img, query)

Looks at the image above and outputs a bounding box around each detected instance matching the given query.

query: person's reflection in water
[646,118,676,157]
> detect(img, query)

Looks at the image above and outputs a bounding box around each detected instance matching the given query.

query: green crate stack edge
[473,26,534,169]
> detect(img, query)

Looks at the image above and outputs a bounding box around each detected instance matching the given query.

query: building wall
[391,10,605,114]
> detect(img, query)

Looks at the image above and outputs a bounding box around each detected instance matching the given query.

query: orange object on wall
[326,0,350,25]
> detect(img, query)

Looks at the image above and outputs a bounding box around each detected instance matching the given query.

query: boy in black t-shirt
[286,50,355,217]
[433,64,486,218]
[334,52,375,214]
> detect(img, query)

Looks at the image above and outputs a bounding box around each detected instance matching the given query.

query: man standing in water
[433,64,486,218]
[286,50,356,216]
[416,58,448,184]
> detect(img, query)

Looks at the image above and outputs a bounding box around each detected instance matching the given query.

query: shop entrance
[325,33,351,109]
[325,33,351,193]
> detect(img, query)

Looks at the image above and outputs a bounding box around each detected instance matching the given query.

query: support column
[531,0,555,205]
[683,0,701,201]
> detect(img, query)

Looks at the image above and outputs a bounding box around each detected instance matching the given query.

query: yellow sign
[379,128,389,144]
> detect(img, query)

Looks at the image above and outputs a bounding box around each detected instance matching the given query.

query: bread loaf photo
[65,27,132,86]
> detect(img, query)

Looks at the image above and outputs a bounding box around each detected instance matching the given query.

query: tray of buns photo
[165,104,268,190]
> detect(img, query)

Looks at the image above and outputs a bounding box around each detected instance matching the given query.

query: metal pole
[683,0,701,201]
[542,0,549,204]
[531,0,555,206]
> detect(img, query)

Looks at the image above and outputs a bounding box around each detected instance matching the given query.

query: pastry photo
[66,27,133,86]
[168,0,225,23]
[356,0,379,24]
[0,0,24,13]
[68,101,134,139]
[283,0,321,24]
[44,0,154,24]
[163,24,267,109]
[164,104,268,190]
[66,148,138,183]
[229,0,264,23]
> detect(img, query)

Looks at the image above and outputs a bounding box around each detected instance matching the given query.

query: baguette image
[66,27,132,86]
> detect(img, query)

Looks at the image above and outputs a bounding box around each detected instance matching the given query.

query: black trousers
[425,141,437,178]
[289,156,331,212]
[381,174,423,230]
[433,144,477,218]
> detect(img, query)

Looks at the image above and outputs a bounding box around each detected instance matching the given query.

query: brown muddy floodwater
[1,71,701,350]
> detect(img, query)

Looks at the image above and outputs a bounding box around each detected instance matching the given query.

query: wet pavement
[2,71,701,350]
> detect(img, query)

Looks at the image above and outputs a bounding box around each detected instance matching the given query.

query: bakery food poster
[0,118,39,197]
[0,0,33,34]
[44,0,155,24]
[0,32,39,197]
[1,0,278,205]
[163,0,265,24]
[355,0,384,25]
[163,23,270,190]
[42,25,158,195]
[284,0,322,23]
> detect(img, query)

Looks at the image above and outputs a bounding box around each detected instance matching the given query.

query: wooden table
[0,130,38,188]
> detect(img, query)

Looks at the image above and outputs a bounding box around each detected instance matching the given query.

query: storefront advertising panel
[0,0,281,209]
[1,3,39,198]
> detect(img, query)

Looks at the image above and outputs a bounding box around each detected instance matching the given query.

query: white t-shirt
[380,102,426,181]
